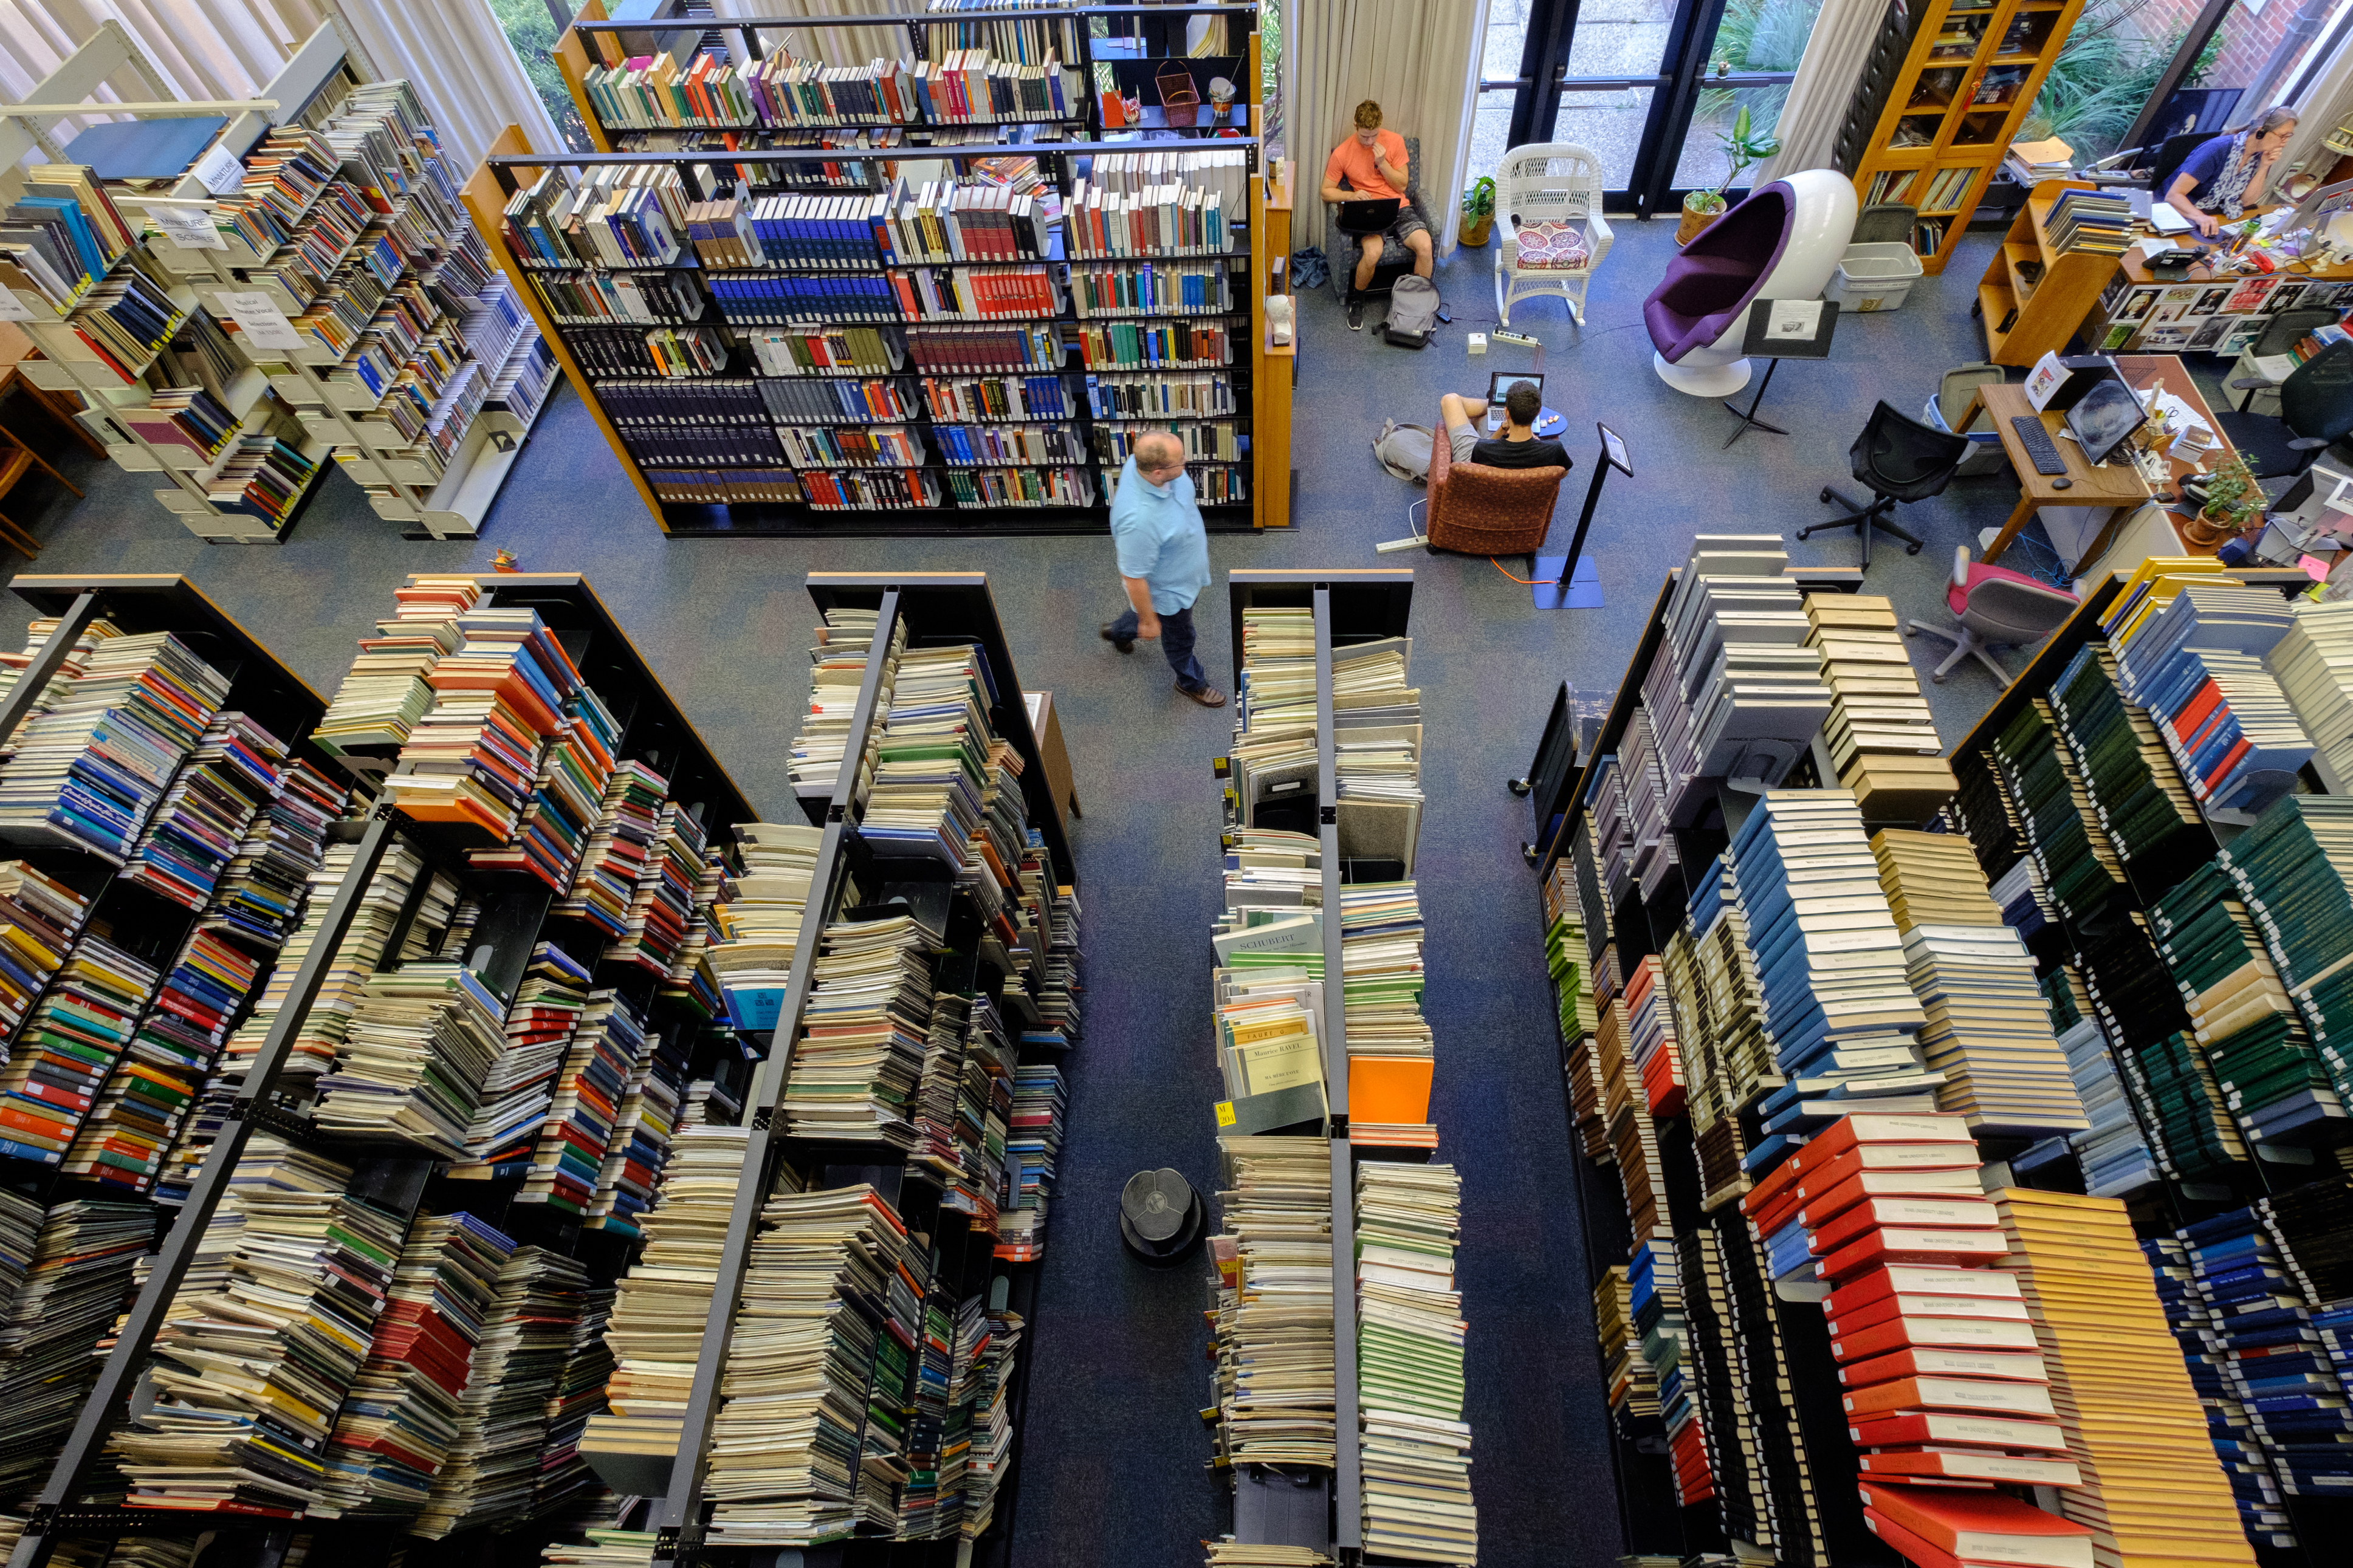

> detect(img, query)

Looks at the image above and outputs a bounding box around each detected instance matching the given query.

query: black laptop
[1333,196,1404,235]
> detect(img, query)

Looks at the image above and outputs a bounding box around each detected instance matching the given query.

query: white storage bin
[1824,242,1924,311]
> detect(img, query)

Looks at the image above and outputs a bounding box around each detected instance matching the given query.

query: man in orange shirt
[1321,99,1431,330]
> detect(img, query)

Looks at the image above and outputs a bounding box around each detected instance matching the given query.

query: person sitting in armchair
[1322,98,1433,330]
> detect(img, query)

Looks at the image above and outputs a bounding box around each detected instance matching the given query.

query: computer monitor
[2064,374,2146,467]
[1488,371,1544,409]
[2286,175,2353,235]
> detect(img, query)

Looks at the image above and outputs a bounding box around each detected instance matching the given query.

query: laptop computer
[1333,196,1404,235]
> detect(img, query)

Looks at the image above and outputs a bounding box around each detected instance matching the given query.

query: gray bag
[1383,275,1440,349]
[1373,419,1435,484]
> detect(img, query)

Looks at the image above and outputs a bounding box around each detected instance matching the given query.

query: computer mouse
[2052,477,2073,490]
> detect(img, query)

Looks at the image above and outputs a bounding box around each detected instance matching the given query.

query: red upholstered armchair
[1426,409,1567,556]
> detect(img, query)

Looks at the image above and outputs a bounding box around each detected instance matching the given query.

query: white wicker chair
[1493,143,1614,327]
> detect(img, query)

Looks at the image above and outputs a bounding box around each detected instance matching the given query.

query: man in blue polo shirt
[1099,431,1223,708]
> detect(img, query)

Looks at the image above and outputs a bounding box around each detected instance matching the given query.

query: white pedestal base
[1652,350,1752,397]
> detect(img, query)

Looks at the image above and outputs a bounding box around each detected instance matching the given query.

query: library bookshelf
[1842,0,2087,275]
[470,3,1283,537]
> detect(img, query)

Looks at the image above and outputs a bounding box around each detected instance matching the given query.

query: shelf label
[149,204,224,251]
[1214,1100,1237,1127]
[221,290,304,353]
[193,145,244,197]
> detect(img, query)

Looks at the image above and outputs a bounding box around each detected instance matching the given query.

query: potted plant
[1678,103,1781,245]
[2182,454,2262,547]
[1460,176,1496,247]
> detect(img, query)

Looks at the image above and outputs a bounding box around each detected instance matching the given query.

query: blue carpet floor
[0,215,2099,1567]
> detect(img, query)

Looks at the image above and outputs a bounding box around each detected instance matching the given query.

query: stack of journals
[1588,756,1637,911]
[1614,711,1678,902]
[1542,858,1598,1044]
[1876,829,2086,1136]
[385,606,589,841]
[2041,967,2157,1197]
[2046,188,2134,253]
[1989,700,2127,925]
[1656,535,1827,798]
[1729,791,1931,1165]
[313,576,483,753]
[0,860,89,1040]
[1624,954,1684,1116]
[591,1125,770,1464]
[57,927,259,1193]
[2076,911,2184,1051]
[0,630,232,860]
[583,999,689,1238]
[450,942,592,1178]
[0,936,159,1165]
[112,1140,409,1514]
[312,961,508,1157]
[788,608,904,798]
[1209,1136,1336,1470]
[1593,1263,1661,1438]
[119,711,287,910]
[516,990,652,1216]
[123,386,235,460]
[2111,582,2312,817]
[1681,857,1775,1191]
[470,685,618,892]
[2148,861,2347,1140]
[2047,643,2202,866]
[783,912,941,1144]
[1627,1238,1706,1499]
[2123,1030,2248,1183]
[704,1185,923,1546]
[1355,1162,1476,1564]
[534,1278,616,1521]
[1672,1229,1740,1524]
[414,1246,592,1537]
[0,1197,151,1496]
[604,801,710,979]
[1806,594,1954,818]
[203,755,348,946]
[557,760,668,937]
[1996,1188,2253,1567]
[0,163,134,312]
[706,820,831,1015]
[1341,881,1432,1146]
[2143,1234,2295,1546]
[996,1059,1065,1261]
[2267,598,2353,788]
[1719,1211,1829,1561]
[314,1214,515,1517]
[2216,796,2353,1100]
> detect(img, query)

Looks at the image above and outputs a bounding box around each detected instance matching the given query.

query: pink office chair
[1906,546,2078,685]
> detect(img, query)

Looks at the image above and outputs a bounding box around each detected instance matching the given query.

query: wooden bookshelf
[1974,177,2126,364]
[1844,0,2087,275]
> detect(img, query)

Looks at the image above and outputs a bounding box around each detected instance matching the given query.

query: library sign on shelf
[219,291,305,354]
[149,205,225,251]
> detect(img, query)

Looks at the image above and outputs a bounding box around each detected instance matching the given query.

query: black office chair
[2214,338,2353,478]
[2248,309,2340,358]
[1802,400,1971,566]
[2147,131,2215,200]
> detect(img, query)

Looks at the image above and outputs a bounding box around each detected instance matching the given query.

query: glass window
[488,0,594,153]
[1668,0,1826,193]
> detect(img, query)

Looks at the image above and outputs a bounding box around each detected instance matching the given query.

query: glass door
[1475,0,1821,214]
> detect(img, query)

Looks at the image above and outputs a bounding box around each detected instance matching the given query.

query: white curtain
[709,0,915,70]
[1291,0,1490,259]
[334,0,560,172]
[1752,0,1888,184]
[2283,25,2353,176]
[0,0,330,141]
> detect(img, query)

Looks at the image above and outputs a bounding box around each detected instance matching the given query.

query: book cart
[464,4,1283,537]
[2,569,1084,1568]
[1217,569,1415,1558]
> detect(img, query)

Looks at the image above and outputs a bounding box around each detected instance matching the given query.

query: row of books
[581,49,1084,133]
[2045,188,2133,255]
[0,162,138,314]
[1862,165,1976,211]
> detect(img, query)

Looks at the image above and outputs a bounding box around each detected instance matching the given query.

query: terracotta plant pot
[2182,510,2235,548]
[1677,196,1726,246]
[1458,215,1493,248]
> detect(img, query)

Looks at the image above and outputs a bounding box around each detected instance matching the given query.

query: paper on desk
[1764,299,1822,340]
[2251,354,2297,382]
[2149,204,2193,235]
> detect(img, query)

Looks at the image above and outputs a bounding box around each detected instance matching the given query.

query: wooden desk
[1964,354,2236,570]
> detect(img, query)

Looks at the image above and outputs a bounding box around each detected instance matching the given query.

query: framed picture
[2151,286,2202,324]
[2192,287,2231,315]
[2102,321,2137,351]
[2268,282,2309,313]
[2124,288,2159,321]
[2224,275,2277,313]
[2189,315,2230,351]
[2141,324,2194,348]
[2219,322,2265,355]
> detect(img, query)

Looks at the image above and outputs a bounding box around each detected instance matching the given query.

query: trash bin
[1924,362,2011,478]
[1824,241,1926,312]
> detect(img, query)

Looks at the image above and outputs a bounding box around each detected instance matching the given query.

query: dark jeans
[1110,602,1208,693]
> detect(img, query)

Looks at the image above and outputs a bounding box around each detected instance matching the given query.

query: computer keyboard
[2011,415,2070,476]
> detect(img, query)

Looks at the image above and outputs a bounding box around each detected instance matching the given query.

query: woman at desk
[2164,105,2300,236]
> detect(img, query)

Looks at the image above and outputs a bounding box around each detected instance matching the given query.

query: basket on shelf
[1158,67,1201,126]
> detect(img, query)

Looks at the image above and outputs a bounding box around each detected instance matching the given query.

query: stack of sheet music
[1209,1135,1335,1468]
[202,756,348,947]
[1355,1161,1476,1564]
[606,801,710,978]
[470,685,619,891]
[557,759,667,938]
[535,1278,618,1521]
[997,1060,1065,1262]
[517,988,651,1216]
[1332,635,1421,874]
[907,993,1014,1224]
[789,607,903,799]
[863,645,991,871]
[384,605,588,841]
[120,711,287,910]
[113,1140,408,1513]
[0,936,159,1165]
[447,942,591,1180]
[0,1196,149,1496]
[583,1001,689,1235]
[0,858,89,1041]
[0,614,123,753]
[1805,594,1953,820]
[1020,844,1083,1050]
[942,1287,1023,1539]
[1657,536,1826,797]
[312,575,482,751]
[315,1214,515,1516]
[0,630,232,860]
[704,821,831,1001]
[783,912,940,1144]
[1231,609,1317,828]
[1214,956,1327,1132]
[703,1184,923,1547]
[1342,881,1433,1147]
[413,1245,592,1537]
[59,927,261,1192]
[312,961,507,1156]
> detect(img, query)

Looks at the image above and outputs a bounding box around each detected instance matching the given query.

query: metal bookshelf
[464,1,1279,536]
[1220,569,1414,1559]
[2,572,758,1568]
